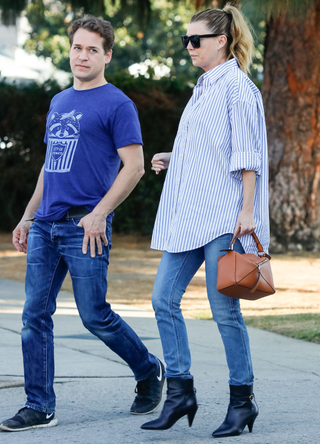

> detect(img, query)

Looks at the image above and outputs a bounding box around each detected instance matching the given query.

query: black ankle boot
[212,384,259,438]
[141,377,198,430]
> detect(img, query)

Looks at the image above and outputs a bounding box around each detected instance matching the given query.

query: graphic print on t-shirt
[45,110,83,173]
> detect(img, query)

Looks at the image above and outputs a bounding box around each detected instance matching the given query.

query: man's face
[69,28,112,83]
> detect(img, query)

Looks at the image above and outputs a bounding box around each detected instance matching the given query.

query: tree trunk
[262,2,320,252]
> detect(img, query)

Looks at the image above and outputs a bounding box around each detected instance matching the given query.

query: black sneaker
[130,359,165,415]
[0,407,58,432]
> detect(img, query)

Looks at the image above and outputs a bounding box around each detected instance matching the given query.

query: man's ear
[105,49,113,66]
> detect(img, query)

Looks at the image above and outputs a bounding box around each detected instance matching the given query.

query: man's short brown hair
[68,15,115,52]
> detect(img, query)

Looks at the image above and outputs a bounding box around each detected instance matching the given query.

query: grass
[194,312,320,344]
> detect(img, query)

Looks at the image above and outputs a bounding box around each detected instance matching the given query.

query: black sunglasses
[181,34,222,49]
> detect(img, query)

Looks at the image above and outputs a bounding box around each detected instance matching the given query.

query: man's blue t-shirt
[34,83,143,223]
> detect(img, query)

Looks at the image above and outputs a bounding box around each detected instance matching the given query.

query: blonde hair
[190,3,254,75]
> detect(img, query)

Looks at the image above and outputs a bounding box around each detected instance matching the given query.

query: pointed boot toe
[141,417,169,430]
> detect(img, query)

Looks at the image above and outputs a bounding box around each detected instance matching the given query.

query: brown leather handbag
[216,229,276,300]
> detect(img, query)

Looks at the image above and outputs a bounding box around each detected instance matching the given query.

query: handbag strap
[230,228,265,254]
[249,257,270,292]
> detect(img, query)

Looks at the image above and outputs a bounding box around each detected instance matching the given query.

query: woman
[141,3,270,439]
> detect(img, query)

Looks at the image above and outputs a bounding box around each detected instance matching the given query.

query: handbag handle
[230,228,268,256]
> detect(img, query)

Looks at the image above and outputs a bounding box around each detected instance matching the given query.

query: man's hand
[12,220,33,254]
[151,152,171,174]
[233,209,256,238]
[77,212,108,257]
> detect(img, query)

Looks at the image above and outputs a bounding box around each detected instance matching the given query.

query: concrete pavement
[0,279,319,444]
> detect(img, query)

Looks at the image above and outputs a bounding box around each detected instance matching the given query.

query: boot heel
[187,406,198,427]
[247,418,256,433]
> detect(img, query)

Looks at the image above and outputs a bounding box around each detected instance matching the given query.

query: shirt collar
[197,58,239,87]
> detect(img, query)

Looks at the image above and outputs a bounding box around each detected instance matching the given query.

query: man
[0,15,164,432]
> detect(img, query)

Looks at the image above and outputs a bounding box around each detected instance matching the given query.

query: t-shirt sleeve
[229,100,261,180]
[43,101,54,144]
[109,101,143,149]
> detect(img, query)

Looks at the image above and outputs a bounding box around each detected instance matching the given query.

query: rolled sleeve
[229,100,261,180]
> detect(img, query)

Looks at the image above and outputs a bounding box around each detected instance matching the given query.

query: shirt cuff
[229,151,261,180]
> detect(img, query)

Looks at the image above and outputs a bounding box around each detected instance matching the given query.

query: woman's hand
[234,209,256,238]
[151,152,172,175]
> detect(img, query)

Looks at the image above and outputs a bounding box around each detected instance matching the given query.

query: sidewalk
[0,279,319,444]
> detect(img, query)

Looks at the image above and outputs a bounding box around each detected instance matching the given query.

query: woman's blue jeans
[152,234,254,386]
[22,219,158,413]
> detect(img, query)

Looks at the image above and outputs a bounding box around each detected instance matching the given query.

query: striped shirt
[151,58,270,254]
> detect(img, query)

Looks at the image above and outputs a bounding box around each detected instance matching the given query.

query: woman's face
[185,21,228,72]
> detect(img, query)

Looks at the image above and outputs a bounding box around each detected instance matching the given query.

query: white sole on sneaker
[130,401,162,415]
[0,418,58,432]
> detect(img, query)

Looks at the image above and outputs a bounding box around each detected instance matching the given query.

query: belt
[57,206,90,221]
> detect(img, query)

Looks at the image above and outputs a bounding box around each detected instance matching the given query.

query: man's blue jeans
[152,234,254,386]
[22,219,158,413]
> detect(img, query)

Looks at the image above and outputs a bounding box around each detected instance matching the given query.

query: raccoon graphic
[45,110,83,173]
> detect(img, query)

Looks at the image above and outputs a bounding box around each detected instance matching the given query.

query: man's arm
[234,169,256,237]
[12,165,44,253]
[78,143,144,257]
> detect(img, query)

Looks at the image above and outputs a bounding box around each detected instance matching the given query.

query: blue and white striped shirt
[151,58,270,254]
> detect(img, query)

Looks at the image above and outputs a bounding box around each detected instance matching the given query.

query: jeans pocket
[107,222,112,249]
[71,218,83,227]
[70,218,112,248]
